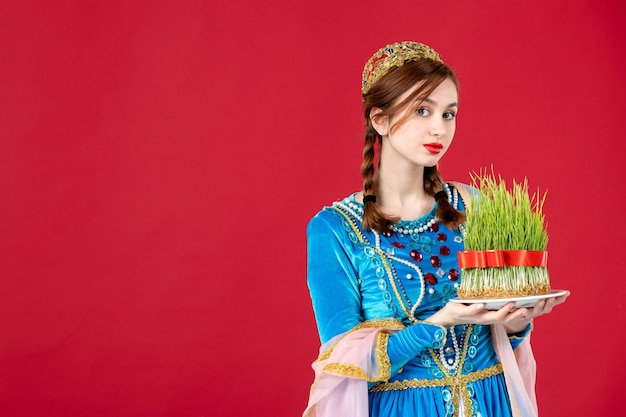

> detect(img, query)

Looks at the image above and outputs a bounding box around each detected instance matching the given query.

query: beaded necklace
[389,185,454,235]
[439,326,462,373]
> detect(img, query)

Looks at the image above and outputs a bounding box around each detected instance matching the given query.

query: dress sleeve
[306,210,363,344]
[307,210,448,377]
[386,323,446,374]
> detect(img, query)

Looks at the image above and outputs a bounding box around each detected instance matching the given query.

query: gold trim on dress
[369,364,503,392]
[320,326,395,383]
[369,363,503,413]
[323,363,369,380]
[376,332,391,381]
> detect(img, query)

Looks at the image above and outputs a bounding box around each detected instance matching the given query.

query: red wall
[1,1,625,416]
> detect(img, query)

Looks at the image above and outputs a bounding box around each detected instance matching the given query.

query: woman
[303,41,568,417]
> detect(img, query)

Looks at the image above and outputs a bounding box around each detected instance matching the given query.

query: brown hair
[360,59,466,231]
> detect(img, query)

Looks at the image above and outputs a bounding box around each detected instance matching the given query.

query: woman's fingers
[439,292,570,328]
[467,302,515,324]
[532,293,569,317]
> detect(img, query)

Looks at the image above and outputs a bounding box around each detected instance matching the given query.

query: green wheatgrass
[459,170,551,299]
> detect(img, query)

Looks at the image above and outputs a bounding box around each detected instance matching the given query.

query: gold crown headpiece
[361,41,443,95]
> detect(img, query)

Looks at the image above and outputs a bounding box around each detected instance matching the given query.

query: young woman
[303,41,568,417]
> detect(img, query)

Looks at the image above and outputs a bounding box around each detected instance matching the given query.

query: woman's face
[375,77,458,170]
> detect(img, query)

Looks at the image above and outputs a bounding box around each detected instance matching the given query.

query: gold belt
[369,363,503,392]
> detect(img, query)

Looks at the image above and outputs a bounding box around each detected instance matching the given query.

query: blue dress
[307,184,529,417]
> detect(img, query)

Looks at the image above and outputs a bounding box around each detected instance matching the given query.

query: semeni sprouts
[458,170,551,299]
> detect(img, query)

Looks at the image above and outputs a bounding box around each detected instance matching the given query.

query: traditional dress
[304,184,536,417]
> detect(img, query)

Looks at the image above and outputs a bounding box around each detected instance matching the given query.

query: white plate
[449,289,569,310]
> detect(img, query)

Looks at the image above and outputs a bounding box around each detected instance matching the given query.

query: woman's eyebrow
[423,97,458,108]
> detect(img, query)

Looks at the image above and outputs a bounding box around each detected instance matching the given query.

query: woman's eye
[417,108,430,116]
[443,111,456,120]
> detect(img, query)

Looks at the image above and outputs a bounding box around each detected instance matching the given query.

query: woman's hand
[425,301,515,328]
[501,291,570,335]
[424,291,570,331]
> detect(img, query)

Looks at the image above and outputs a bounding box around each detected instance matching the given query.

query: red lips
[424,143,443,154]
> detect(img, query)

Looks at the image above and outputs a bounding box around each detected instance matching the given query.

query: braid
[425,166,466,229]
[361,123,399,231]
[423,166,442,195]
[360,128,377,198]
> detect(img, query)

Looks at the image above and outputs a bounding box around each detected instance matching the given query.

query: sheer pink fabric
[303,326,401,417]
[491,324,538,417]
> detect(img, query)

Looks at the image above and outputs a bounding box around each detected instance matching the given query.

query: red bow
[457,250,548,269]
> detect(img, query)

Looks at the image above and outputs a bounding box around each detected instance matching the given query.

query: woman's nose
[429,120,445,137]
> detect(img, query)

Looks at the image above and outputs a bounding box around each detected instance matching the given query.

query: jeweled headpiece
[361,41,443,95]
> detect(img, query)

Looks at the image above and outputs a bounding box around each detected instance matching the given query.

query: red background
[1,1,625,416]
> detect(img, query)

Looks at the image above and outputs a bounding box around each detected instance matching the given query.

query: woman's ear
[370,107,389,136]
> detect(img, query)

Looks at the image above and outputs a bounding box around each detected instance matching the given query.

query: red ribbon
[457,250,548,269]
